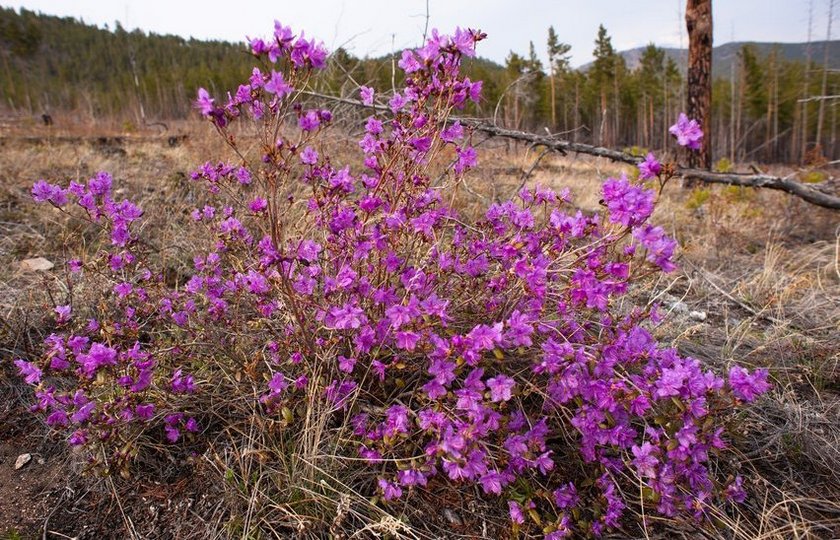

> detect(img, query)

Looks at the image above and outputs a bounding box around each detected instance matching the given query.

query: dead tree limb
[677,169,840,209]
[470,123,840,210]
[301,91,840,211]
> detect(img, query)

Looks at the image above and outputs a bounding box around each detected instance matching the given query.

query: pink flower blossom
[669,112,703,150]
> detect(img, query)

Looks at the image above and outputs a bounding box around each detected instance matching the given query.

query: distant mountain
[581,40,840,78]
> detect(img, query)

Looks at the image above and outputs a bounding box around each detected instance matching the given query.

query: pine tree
[592,24,617,145]
[547,26,571,130]
[638,44,665,148]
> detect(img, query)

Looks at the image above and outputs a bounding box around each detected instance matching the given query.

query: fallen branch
[677,168,840,210]
[302,91,840,211]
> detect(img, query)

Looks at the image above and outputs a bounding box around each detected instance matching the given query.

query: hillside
[590,40,840,77]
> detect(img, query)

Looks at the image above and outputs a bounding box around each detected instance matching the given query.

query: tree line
[1,7,837,163]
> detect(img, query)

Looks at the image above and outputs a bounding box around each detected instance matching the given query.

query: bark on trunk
[686,0,713,170]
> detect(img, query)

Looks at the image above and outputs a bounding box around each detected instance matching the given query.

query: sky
[2,1,829,67]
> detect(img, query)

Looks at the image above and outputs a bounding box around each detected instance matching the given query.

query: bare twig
[513,147,551,196]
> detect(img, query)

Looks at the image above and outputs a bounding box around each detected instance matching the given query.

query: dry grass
[1,123,839,539]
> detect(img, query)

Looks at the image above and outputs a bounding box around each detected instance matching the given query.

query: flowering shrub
[14,22,771,537]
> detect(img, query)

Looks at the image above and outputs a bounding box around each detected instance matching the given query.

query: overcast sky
[3,1,829,67]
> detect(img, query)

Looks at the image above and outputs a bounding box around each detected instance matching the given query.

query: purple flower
[638,152,661,180]
[71,401,95,424]
[631,442,659,478]
[113,282,133,298]
[326,303,367,330]
[88,171,112,196]
[235,167,252,185]
[46,410,68,427]
[397,469,428,487]
[31,180,53,203]
[195,88,214,115]
[385,298,420,329]
[68,430,87,446]
[411,136,432,152]
[54,305,72,324]
[265,70,292,97]
[602,174,654,227]
[359,86,374,106]
[337,355,356,373]
[655,363,688,398]
[365,116,383,135]
[298,110,321,131]
[633,224,677,272]
[267,372,288,395]
[553,482,579,509]
[479,471,507,495]
[504,310,534,347]
[77,343,118,378]
[171,369,197,394]
[378,478,402,501]
[454,146,477,173]
[452,27,477,57]
[245,270,270,294]
[398,49,421,73]
[31,180,68,206]
[297,240,322,262]
[395,331,420,351]
[533,451,555,474]
[729,366,771,402]
[14,359,42,385]
[185,417,200,432]
[384,405,410,436]
[249,197,268,213]
[135,404,155,420]
[441,121,463,143]
[389,92,407,113]
[272,20,293,46]
[300,146,319,165]
[487,375,515,402]
[467,323,502,351]
[669,112,703,150]
[723,476,747,503]
[508,500,525,524]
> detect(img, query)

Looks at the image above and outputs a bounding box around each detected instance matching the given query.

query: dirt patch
[0,385,70,539]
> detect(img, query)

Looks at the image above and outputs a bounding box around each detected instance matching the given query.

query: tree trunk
[802,0,814,162]
[765,52,774,162]
[574,79,580,143]
[613,71,620,146]
[599,89,607,146]
[550,72,557,128]
[816,0,834,154]
[649,96,654,149]
[730,61,736,162]
[685,0,713,171]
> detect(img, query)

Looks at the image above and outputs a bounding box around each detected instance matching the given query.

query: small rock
[689,310,707,322]
[670,301,689,314]
[441,508,463,526]
[19,257,54,272]
[14,453,31,470]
